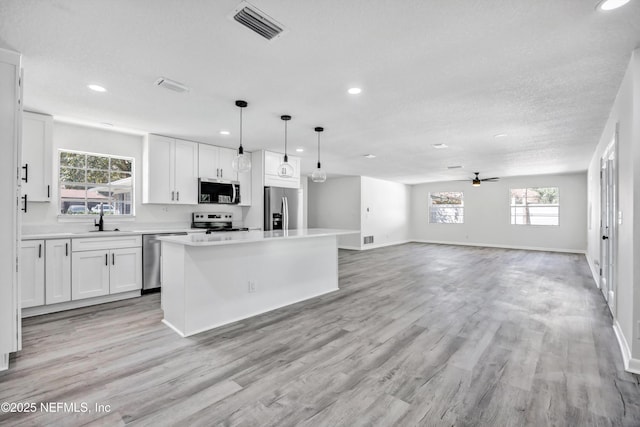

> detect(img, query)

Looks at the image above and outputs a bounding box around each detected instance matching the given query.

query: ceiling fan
[469,172,499,187]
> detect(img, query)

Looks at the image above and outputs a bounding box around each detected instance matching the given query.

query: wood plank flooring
[1,243,639,426]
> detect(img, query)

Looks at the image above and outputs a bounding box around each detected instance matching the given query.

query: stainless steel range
[191,212,249,233]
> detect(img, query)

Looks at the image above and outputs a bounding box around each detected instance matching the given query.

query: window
[59,150,134,216]
[510,187,559,225]
[429,192,464,224]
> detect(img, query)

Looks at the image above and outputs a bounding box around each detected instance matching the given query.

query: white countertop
[21,228,208,240]
[158,228,358,247]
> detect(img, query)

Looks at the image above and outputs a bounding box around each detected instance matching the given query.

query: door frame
[599,126,618,316]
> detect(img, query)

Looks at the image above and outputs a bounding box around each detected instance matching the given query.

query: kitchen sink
[89,229,121,232]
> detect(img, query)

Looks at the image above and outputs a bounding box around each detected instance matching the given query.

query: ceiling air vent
[231,1,286,41]
[154,77,190,93]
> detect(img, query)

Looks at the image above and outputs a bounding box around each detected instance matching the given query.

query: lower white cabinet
[71,250,111,300]
[109,247,143,294]
[71,236,142,301]
[45,239,71,304]
[20,240,45,308]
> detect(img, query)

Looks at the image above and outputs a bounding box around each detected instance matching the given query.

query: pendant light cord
[284,120,288,162]
[317,132,321,168]
[239,106,243,150]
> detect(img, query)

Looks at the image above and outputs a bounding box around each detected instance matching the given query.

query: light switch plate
[618,211,623,225]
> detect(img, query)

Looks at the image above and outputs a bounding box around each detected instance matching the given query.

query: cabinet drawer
[72,235,142,252]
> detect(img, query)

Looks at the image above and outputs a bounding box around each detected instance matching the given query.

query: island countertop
[157,228,358,247]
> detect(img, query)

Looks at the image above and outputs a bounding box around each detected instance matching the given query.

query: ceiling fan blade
[480,177,500,181]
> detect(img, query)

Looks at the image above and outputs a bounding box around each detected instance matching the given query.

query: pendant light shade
[311,126,327,183]
[231,100,251,173]
[278,115,294,178]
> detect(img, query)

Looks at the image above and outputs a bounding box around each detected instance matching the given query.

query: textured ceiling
[1,0,639,184]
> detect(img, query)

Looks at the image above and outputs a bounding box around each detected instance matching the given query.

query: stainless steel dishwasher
[142,232,187,293]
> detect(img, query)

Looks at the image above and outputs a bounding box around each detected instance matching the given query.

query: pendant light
[278,115,294,178]
[231,100,251,173]
[311,126,327,183]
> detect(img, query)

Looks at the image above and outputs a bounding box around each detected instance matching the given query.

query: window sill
[57,215,136,223]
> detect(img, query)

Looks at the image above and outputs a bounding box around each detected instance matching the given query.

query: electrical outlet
[248,281,256,293]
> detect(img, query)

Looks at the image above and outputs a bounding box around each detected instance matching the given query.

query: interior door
[599,136,617,315]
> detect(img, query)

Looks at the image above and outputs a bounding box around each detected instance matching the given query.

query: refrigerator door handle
[283,196,289,230]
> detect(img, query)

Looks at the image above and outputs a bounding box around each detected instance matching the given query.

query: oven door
[198,179,240,204]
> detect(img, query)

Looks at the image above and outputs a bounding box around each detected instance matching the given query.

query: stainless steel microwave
[198,178,240,204]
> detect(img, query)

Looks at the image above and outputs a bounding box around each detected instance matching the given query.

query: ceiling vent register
[232,2,285,41]
[154,77,190,93]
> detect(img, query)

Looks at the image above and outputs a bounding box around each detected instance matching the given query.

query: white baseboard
[338,245,362,250]
[585,254,601,289]
[0,353,8,371]
[22,291,141,318]
[410,239,585,254]
[613,320,640,374]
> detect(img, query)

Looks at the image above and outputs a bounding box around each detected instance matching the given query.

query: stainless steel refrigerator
[264,186,303,231]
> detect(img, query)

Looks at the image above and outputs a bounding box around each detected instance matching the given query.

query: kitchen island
[158,229,357,337]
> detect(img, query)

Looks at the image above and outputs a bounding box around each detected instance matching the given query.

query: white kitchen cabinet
[143,134,198,204]
[109,247,142,294]
[72,250,110,300]
[264,150,301,189]
[1,48,22,363]
[72,236,142,300]
[198,144,238,181]
[21,111,52,202]
[45,239,71,305]
[238,166,252,206]
[20,240,45,308]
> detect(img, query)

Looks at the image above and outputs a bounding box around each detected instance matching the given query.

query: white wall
[361,176,411,248]
[411,172,587,252]
[308,176,411,249]
[308,176,361,248]
[21,122,244,234]
[587,49,640,370]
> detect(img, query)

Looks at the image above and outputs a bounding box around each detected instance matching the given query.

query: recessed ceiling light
[432,143,448,149]
[87,84,107,92]
[597,0,630,11]
[364,154,376,159]
[494,133,508,138]
[296,148,304,152]
[219,130,231,135]
[348,87,362,95]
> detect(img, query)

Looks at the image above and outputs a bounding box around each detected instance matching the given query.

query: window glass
[510,187,559,225]
[59,150,134,216]
[429,192,464,224]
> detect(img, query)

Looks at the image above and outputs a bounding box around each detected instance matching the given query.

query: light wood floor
[1,243,639,426]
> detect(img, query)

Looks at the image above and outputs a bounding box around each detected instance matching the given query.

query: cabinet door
[218,147,238,181]
[238,159,252,206]
[173,139,198,204]
[45,239,71,305]
[72,250,110,300]
[198,144,219,179]
[22,112,52,202]
[20,240,45,308]
[143,134,174,204]
[109,247,142,294]
[264,151,282,177]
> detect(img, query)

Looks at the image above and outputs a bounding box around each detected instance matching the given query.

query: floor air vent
[363,236,374,245]
[231,1,285,41]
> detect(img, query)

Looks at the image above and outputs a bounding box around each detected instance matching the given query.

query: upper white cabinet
[143,134,198,204]
[20,240,45,308]
[264,151,301,189]
[22,111,53,202]
[198,144,238,181]
[238,166,252,206]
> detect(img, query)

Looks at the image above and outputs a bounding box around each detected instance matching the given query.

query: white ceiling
[1,0,639,184]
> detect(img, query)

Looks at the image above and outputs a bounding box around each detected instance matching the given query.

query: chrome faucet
[94,203,104,231]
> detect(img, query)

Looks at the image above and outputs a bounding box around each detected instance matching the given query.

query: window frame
[509,187,560,226]
[58,149,135,218]
[428,191,464,224]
